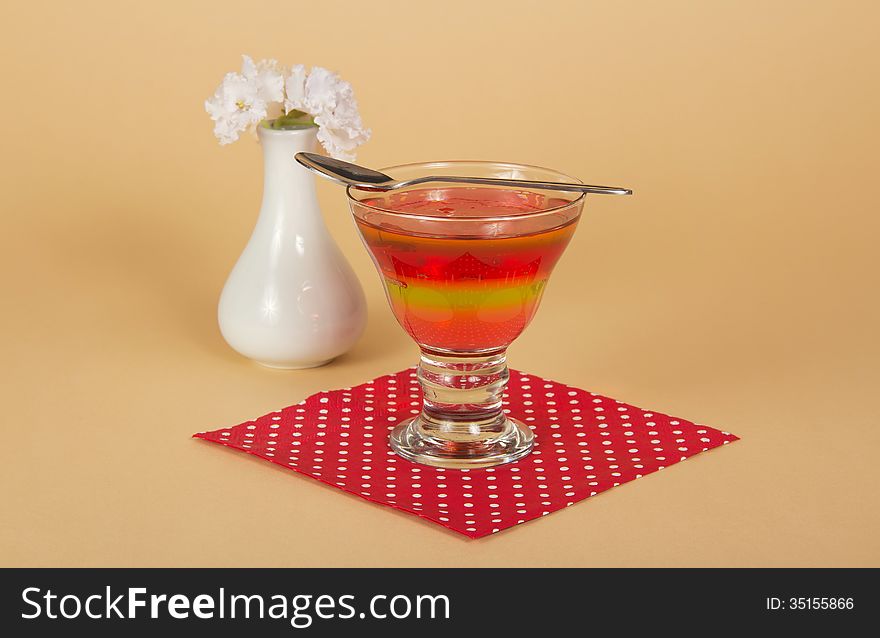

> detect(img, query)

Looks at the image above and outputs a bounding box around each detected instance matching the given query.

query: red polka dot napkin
[194,368,738,538]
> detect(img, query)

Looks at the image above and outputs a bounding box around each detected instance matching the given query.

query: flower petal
[284,64,308,112]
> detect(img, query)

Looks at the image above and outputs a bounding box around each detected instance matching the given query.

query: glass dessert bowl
[348,161,585,469]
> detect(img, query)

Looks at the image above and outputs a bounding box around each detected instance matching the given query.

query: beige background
[1,0,878,567]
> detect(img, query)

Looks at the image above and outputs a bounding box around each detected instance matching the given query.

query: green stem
[262,109,316,130]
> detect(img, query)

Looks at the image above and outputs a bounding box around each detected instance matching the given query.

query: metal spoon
[294,152,632,196]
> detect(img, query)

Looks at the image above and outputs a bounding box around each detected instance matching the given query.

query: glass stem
[416,349,510,443]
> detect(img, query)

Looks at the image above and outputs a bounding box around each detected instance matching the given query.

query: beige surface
[1,0,878,567]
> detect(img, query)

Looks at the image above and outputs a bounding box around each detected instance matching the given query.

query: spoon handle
[403,175,632,196]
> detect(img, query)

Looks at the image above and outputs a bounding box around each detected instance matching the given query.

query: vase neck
[257,126,321,221]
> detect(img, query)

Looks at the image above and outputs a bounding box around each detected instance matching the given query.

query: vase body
[218,126,366,368]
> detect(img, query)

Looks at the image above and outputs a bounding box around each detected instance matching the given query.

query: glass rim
[346,160,586,221]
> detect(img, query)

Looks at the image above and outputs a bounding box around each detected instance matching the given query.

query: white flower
[301,66,344,114]
[205,55,284,145]
[283,64,307,113]
[207,57,370,159]
[204,71,266,145]
[241,55,284,105]
[314,108,371,162]
[298,66,370,161]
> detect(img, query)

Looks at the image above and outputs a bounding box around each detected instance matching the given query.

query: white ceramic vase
[218,125,367,368]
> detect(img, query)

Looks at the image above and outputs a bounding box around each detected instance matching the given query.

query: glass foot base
[389,416,535,469]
